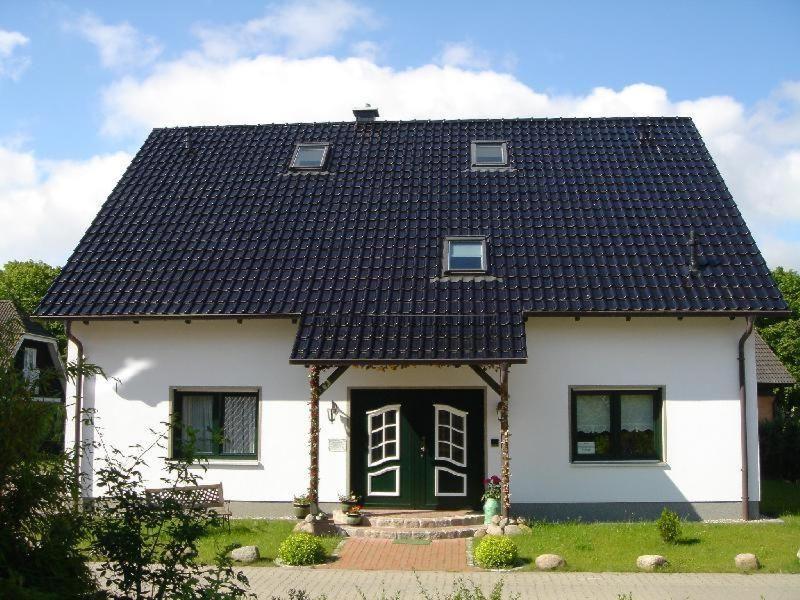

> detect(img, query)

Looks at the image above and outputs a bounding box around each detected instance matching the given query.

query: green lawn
[196,519,341,566]
[197,481,800,571]
[513,515,800,573]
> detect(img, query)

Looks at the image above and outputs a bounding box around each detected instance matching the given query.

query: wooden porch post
[308,365,321,510]
[499,363,511,517]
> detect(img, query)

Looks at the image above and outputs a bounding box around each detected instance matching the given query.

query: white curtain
[182,395,213,453]
[223,396,256,455]
[621,395,654,432]
[576,395,611,433]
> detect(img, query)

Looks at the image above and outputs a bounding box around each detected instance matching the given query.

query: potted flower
[338,491,361,513]
[344,504,363,526]
[481,475,501,524]
[292,493,311,519]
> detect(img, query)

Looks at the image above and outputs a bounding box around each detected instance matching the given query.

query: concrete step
[339,524,483,540]
[363,512,484,528]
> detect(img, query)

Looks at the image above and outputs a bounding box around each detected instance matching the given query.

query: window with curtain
[173,391,258,458]
[571,389,662,462]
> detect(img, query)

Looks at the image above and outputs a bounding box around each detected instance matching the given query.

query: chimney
[353,104,379,122]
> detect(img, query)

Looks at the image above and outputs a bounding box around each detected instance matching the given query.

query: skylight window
[471,141,507,167]
[445,237,486,273]
[291,143,329,170]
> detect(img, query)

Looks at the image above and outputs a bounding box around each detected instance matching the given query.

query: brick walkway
[322,538,473,571]
[239,569,800,599]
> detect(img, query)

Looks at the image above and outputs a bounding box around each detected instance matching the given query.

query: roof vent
[353,104,379,122]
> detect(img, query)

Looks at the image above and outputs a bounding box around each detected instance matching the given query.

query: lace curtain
[182,395,213,453]
[223,395,257,454]
[621,394,654,432]
[576,395,610,433]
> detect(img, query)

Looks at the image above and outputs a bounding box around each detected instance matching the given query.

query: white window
[445,238,486,272]
[23,347,39,387]
[291,143,329,169]
[434,404,467,467]
[471,141,507,166]
[366,405,400,466]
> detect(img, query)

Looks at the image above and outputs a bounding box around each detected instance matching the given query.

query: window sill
[183,459,262,467]
[570,460,668,468]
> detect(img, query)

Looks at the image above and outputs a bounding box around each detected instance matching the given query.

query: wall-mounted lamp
[496,401,503,422]
[327,402,341,423]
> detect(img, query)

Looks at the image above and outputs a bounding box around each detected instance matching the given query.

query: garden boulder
[734,553,760,570]
[473,528,487,539]
[486,524,504,536]
[636,555,667,571]
[229,545,260,563]
[503,524,523,536]
[535,553,565,570]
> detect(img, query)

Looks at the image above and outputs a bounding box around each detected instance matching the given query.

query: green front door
[350,389,485,509]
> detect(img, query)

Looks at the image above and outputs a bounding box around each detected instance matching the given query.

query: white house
[37,112,789,521]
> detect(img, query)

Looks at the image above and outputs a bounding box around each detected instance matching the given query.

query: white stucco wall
[65,316,758,506]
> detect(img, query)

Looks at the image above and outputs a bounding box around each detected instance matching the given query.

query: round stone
[518,523,532,534]
[473,528,487,539]
[734,553,760,570]
[637,555,667,571]
[486,524,504,536]
[504,524,523,536]
[498,517,509,528]
[304,514,315,523]
[535,554,565,571]
[229,545,260,563]
[491,515,502,525]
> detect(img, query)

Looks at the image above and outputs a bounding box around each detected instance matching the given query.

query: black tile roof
[37,117,788,362]
[755,332,795,386]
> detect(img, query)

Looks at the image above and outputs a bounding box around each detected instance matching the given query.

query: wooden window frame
[569,388,663,463]
[172,390,259,459]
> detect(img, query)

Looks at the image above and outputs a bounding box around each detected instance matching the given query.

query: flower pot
[345,514,362,526]
[483,497,501,524]
[340,501,357,513]
[293,504,311,519]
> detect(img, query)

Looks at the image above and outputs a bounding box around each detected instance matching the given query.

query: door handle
[419,435,426,457]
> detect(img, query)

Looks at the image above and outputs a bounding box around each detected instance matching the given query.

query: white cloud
[193,0,375,60]
[0,146,131,265]
[0,28,30,79]
[437,42,492,70]
[67,13,162,69]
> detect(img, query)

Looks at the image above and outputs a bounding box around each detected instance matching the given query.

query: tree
[0,260,64,353]
[757,267,800,412]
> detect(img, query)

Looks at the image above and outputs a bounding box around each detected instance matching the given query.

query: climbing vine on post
[498,363,511,517]
[307,365,321,507]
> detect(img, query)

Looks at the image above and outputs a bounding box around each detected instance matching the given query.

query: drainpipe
[66,321,84,507]
[738,316,755,521]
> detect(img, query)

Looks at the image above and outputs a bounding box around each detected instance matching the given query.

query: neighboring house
[37,112,789,521]
[1,300,66,451]
[754,332,795,422]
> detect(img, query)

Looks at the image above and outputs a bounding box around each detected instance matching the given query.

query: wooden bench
[144,483,232,530]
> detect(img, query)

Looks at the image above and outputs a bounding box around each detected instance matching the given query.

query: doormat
[393,538,431,545]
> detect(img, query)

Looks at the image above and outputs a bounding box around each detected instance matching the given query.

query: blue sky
[0,0,798,267]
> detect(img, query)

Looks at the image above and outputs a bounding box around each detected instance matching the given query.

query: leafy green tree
[0,260,64,353]
[758,267,800,412]
[0,320,98,599]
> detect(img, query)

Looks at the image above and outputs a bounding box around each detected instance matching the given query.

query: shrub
[473,536,518,569]
[656,508,682,543]
[278,533,325,566]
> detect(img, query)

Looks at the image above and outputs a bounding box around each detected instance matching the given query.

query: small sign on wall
[328,438,347,452]
[577,441,596,455]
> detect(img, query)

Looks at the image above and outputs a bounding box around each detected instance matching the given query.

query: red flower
[490,475,501,484]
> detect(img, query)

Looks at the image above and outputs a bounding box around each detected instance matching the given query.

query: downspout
[66,321,84,507]
[738,316,755,521]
